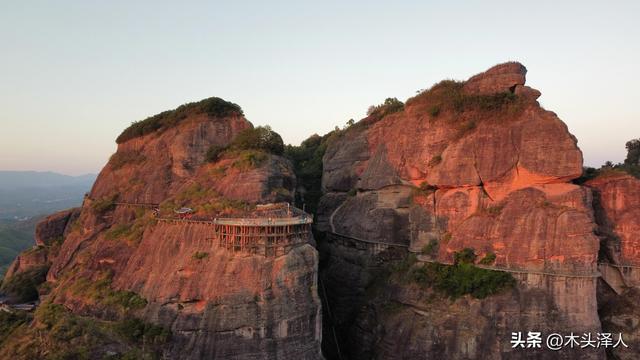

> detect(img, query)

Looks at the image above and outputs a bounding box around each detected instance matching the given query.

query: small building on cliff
[213,203,313,257]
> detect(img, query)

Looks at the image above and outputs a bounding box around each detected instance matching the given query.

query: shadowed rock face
[587,173,640,360]
[587,174,640,267]
[6,108,323,359]
[318,62,603,359]
[34,208,80,247]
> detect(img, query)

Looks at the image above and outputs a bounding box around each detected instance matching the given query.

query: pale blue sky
[1,0,638,175]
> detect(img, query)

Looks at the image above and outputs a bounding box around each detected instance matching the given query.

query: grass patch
[486,205,504,216]
[455,119,477,139]
[192,251,209,260]
[161,184,251,217]
[105,214,153,245]
[229,126,284,155]
[114,317,170,347]
[429,105,441,117]
[407,79,524,121]
[68,272,147,315]
[428,155,442,167]
[0,302,170,359]
[109,151,146,170]
[422,239,439,256]
[105,224,133,241]
[197,199,248,216]
[91,194,118,215]
[479,252,497,265]
[390,253,417,274]
[402,249,515,299]
[0,309,30,344]
[418,181,437,194]
[231,150,268,170]
[205,145,226,163]
[367,97,404,120]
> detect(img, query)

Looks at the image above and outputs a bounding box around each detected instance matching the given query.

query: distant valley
[0,171,95,219]
[0,171,95,276]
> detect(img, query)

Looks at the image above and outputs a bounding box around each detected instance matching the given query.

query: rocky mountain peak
[463,61,527,95]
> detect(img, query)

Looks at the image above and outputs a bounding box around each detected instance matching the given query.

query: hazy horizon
[2,1,639,175]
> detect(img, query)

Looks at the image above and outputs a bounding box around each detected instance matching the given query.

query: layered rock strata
[318,63,602,359]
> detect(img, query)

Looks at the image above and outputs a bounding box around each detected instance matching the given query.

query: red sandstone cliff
[586,173,640,267]
[1,99,322,359]
[585,173,640,360]
[318,63,603,359]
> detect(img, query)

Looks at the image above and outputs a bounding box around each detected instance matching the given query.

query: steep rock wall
[318,63,602,359]
[17,107,322,359]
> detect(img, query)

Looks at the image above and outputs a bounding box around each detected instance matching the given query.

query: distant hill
[0,217,40,277]
[0,171,96,219]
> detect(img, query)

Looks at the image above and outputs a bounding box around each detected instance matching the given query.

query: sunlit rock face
[6,102,323,360]
[318,63,603,359]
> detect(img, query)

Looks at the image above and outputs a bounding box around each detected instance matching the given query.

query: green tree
[367,97,404,118]
[625,139,640,166]
[231,126,284,155]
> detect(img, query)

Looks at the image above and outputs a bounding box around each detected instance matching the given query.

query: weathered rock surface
[90,113,252,204]
[586,173,640,267]
[2,208,79,282]
[318,63,603,359]
[351,275,601,360]
[2,247,48,282]
[6,103,322,359]
[463,62,527,95]
[322,62,596,271]
[585,172,640,360]
[34,208,80,246]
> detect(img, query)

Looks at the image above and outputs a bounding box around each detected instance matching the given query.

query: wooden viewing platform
[213,220,312,257]
[155,203,314,258]
[89,197,314,258]
[156,215,312,227]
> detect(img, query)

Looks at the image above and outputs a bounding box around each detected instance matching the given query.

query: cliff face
[587,173,640,267]
[90,112,251,204]
[2,208,79,283]
[586,173,640,360]
[318,63,603,359]
[2,101,322,359]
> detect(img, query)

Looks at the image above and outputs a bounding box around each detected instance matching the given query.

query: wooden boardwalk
[157,216,312,227]
[598,262,630,295]
[155,208,313,258]
[114,202,159,208]
[326,231,408,256]
[325,231,603,279]
[416,255,601,278]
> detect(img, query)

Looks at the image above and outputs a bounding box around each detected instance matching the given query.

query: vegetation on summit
[116,97,244,144]
[366,97,405,120]
[407,79,523,117]
[205,126,285,165]
[576,137,640,182]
